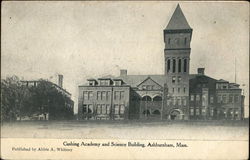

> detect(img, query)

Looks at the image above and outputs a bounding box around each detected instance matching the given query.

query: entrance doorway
[170,109,182,120]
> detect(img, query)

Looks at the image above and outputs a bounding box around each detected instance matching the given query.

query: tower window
[168,38,171,44]
[184,59,187,72]
[167,59,171,72]
[173,59,176,73]
[172,88,175,93]
[178,59,181,72]
[184,87,186,93]
[172,76,176,83]
[178,76,181,83]
[184,38,187,45]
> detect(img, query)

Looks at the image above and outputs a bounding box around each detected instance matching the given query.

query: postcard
[1,1,249,159]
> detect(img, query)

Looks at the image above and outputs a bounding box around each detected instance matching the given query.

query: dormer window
[113,79,123,86]
[87,79,97,86]
[114,81,121,86]
[98,78,112,86]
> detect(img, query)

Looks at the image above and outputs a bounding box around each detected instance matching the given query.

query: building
[78,4,245,120]
[20,74,74,120]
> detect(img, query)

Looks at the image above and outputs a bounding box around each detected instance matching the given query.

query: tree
[1,76,74,122]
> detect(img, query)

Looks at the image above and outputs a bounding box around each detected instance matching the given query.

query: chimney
[58,74,63,88]
[120,69,127,76]
[197,68,205,75]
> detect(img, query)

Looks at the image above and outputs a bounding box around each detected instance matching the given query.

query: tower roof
[166,4,192,30]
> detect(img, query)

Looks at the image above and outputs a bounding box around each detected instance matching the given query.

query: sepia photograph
[1,1,249,159]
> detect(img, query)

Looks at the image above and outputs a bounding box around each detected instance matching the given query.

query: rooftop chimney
[197,68,205,75]
[58,74,63,88]
[120,69,127,76]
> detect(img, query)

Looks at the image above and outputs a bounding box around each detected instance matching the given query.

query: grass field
[1,120,249,140]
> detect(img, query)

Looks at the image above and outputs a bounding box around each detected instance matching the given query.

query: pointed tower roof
[166,4,191,30]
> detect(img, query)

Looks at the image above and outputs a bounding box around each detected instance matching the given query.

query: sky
[1,1,249,117]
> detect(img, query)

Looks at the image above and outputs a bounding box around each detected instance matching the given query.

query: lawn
[1,120,249,140]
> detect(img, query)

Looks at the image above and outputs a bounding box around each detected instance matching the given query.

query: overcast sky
[2,1,249,116]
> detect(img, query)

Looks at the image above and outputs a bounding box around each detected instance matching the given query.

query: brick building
[78,4,245,120]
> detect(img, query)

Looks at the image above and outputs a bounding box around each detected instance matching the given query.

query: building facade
[78,4,245,120]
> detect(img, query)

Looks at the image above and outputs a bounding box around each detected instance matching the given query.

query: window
[183,98,187,106]
[168,38,171,44]
[210,109,214,116]
[167,59,171,72]
[190,108,194,115]
[196,108,200,115]
[167,100,170,105]
[178,59,181,73]
[106,105,110,114]
[88,104,93,113]
[210,96,214,104]
[184,59,187,72]
[202,95,206,107]
[97,91,101,100]
[107,91,110,100]
[101,91,106,100]
[89,92,93,99]
[173,59,176,73]
[190,95,194,101]
[184,37,187,45]
[82,104,87,113]
[178,98,181,105]
[178,88,180,93]
[196,95,200,101]
[100,80,105,86]
[173,98,176,105]
[217,95,222,103]
[101,104,106,114]
[114,105,119,114]
[183,87,186,93]
[178,76,181,83]
[114,81,121,86]
[120,91,125,100]
[222,95,227,103]
[114,91,119,100]
[172,76,176,83]
[172,88,175,93]
[229,95,233,103]
[83,92,88,100]
[120,105,125,114]
[202,108,206,116]
[97,105,101,114]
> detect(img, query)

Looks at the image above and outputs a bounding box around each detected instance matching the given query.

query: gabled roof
[137,76,163,88]
[166,4,192,30]
[117,75,166,88]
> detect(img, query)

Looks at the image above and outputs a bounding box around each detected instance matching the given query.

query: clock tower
[164,4,192,120]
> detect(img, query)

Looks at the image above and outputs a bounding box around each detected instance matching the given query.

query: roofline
[78,85,131,88]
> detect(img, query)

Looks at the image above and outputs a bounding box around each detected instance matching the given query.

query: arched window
[173,59,176,73]
[167,59,171,72]
[153,96,162,101]
[178,59,181,73]
[141,96,152,101]
[184,59,187,72]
